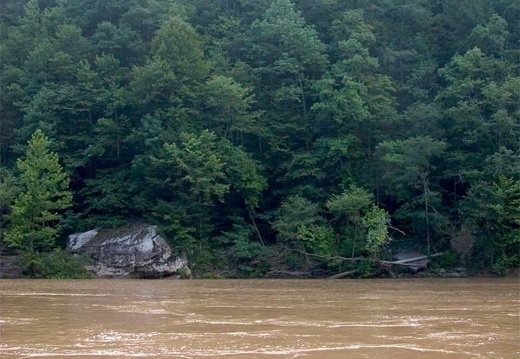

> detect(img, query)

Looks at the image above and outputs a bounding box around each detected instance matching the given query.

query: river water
[0,278,518,358]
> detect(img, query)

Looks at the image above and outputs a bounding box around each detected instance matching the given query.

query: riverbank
[1,253,517,279]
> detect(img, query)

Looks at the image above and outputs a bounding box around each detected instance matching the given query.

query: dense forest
[0,0,518,277]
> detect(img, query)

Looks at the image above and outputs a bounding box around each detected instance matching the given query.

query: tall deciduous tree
[326,185,375,258]
[461,148,520,270]
[248,0,328,153]
[4,130,72,252]
[151,130,230,248]
[273,195,334,257]
[312,9,396,190]
[204,75,260,144]
[376,136,447,254]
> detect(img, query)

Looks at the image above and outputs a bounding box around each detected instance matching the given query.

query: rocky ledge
[68,224,190,278]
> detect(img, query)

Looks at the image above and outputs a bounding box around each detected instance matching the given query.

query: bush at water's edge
[0,250,92,279]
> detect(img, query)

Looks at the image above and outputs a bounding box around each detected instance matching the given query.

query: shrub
[19,249,91,278]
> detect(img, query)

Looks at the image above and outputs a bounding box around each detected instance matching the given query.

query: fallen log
[267,270,312,278]
[329,269,360,279]
[380,252,444,267]
[281,245,365,262]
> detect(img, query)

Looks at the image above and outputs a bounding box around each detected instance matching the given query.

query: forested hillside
[1,0,518,277]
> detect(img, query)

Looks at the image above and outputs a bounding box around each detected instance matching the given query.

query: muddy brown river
[0,278,518,358]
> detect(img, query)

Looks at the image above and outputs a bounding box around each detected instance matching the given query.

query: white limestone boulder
[68,224,190,278]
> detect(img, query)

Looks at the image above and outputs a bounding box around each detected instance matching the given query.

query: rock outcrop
[68,224,190,278]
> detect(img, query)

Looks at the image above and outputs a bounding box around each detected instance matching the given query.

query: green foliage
[4,130,72,253]
[377,136,447,252]
[18,249,91,279]
[80,167,137,228]
[362,206,390,259]
[326,186,390,259]
[327,186,374,224]
[0,168,20,243]
[177,266,191,279]
[216,219,271,277]
[204,75,260,143]
[217,139,266,210]
[130,58,178,110]
[139,129,265,257]
[274,195,334,257]
[148,130,229,247]
[151,15,208,80]
[430,251,460,270]
[463,169,520,270]
[377,136,447,198]
[357,259,378,278]
[1,0,517,276]
[250,0,328,74]
[468,14,509,55]
[164,130,230,206]
[326,186,373,257]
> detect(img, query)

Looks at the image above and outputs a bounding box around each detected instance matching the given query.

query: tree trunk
[248,209,265,246]
[329,269,360,279]
[423,178,431,255]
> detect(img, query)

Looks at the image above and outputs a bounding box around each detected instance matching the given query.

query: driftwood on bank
[279,245,444,279]
[280,245,366,263]
[329,269,360,279]
[328,252,444,279]
[267,269,329,278]
[267,270,312,278]
[379,252,444,267]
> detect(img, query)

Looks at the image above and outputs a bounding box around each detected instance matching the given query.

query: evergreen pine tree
[5,129,72,253]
